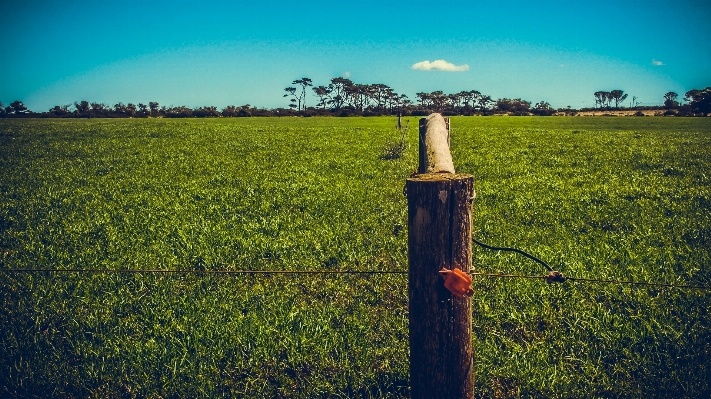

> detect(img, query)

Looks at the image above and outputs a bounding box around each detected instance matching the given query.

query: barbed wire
[2,267,709,290]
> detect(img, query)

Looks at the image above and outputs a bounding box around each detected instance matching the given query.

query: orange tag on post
[439,267,474,297]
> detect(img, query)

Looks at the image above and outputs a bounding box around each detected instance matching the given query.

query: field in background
[1,117,709,398]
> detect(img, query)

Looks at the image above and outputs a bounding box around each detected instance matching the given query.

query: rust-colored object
[545,270,566,284]
[439,267,474,297]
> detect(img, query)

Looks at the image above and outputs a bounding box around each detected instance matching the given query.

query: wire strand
[472,237,554,272]
[2,268,708,290]
[0,268,405,275]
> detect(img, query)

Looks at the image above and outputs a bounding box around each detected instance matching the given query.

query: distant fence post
[408,113,474,399]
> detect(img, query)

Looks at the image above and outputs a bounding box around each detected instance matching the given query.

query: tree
[283,87,298,109]
[609,90,628,108]
[663,92,679,108]
[684,87,711,114]
[594,91,610,108]
[113,103,127,116]
[7,100,29,115]
[74,101,91,117]
[90,102,109,117]
[429,91,447,112]
[138,103,149,117]
[49,105,70,117]
[163,106,193,118]
[369,83,392,112]
[285,78,313,111]
[415,92,431,108]
[149,102,160,116]
[448,93,462,113]
[193,106,220,117]
[532,101,555,116]
[222,105,238,117]
[458,90,480,114]
[0,102,5,117]
[350,83,372,112]
[393,94,410,113]
[496,98,531,114]
[477,95,493,112]
[312,86,330,109]
[325,77,354,111]
[125,103,137,117]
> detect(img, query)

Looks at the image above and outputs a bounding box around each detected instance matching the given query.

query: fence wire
[3,267,709,290]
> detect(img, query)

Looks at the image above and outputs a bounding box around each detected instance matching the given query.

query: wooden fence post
[408,114,474,399]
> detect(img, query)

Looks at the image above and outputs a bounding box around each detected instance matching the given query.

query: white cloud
[652,59,664,66]
[343,71,351,78]
[411,59,469,72]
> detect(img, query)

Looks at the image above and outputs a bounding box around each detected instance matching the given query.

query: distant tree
[415,92,431,108]
[350,83,372,112]
[296,78,313,110]
[477,95,493,113]
[496,98,531,114]
[446,93,462,113]
[609,90,628,108]
[369,83,393,112]
[0,102,5,116]
[113,103,127,116]
[164,106,193,118]
[125,103,137,117]
[312,86,330,109]
[325,78,354,111]
[90,102,109,117]
[74,100,91,117]
[284,78,313,111]
[222,105,238,117]
[7,100,29,115]
[684,87,711,114]
[138,103,149,117]
[594,91,610,108]
[283,87,298,109]
[532,101,555,116]
[49,105,70,117]
[663,92,679,108]
[149,102,160,116]
[630,96,641,108]
[429,91,448,112]
[237,104,254,117]
[458,90,480,114]
[392,94,410,113]
[193,106,220,117]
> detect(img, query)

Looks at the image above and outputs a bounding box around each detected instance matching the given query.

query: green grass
[1,116,709,398]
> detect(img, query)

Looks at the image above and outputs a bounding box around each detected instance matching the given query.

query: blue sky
[1,0,709,111]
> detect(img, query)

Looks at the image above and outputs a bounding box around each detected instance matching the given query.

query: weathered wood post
[408,113,474,399]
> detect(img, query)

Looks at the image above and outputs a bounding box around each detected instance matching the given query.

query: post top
[407,173,473,183]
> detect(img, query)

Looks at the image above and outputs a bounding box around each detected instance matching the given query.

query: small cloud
[343,71,351,78]
[411,59,469,72]
[652,59,664,66]
[559,64,565,68]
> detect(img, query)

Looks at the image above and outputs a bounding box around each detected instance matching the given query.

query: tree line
[283,77,558,116]
[1,83,709,118]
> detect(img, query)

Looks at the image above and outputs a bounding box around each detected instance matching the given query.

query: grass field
[1,116,710,398]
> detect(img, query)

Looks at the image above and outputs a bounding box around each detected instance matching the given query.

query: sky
[1,0,710,111]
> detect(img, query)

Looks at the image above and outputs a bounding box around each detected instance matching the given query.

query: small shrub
[380,141,407,160]
[380,119,410,160]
